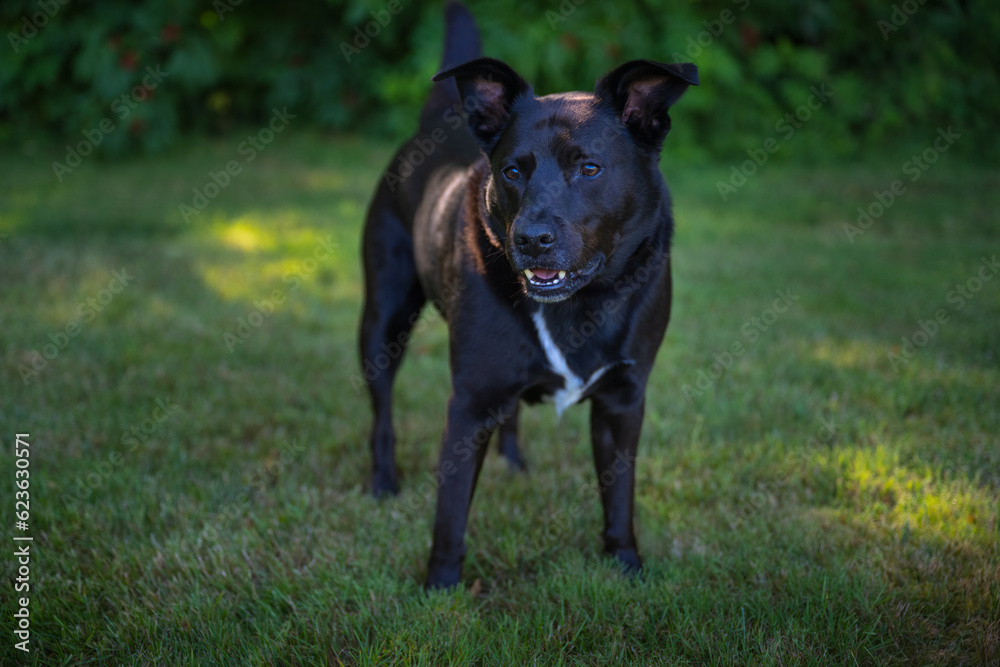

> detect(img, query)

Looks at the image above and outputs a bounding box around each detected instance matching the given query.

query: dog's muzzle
[516,253,605,303]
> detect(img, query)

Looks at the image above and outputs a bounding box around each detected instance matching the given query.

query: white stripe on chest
[531,309,610,416]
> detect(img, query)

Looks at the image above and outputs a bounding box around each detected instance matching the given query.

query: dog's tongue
[532,268,558,281]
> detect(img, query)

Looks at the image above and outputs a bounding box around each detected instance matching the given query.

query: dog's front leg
[425,393,501,590]
[590,396,645,574]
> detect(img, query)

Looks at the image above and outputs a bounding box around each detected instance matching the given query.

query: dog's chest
[530,309,612,415]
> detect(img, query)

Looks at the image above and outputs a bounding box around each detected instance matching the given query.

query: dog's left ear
[433,57,531,153]
[595,60,699,151]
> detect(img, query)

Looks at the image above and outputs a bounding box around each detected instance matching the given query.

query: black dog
[359,2,697,589]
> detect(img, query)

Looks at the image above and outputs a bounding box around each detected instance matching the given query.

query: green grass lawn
[0,131,997,665]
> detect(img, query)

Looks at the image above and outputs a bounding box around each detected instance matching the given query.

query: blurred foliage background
[1,0,997,161]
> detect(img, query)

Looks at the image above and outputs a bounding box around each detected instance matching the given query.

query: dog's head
[434,57,698,303]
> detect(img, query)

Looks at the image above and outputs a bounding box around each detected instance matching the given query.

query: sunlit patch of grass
[219,218,278,253]
[808,337,886,371]
[838,444,996,542]
[182,207,358,305]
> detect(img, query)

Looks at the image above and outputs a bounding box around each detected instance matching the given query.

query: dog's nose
[513,222,556,255]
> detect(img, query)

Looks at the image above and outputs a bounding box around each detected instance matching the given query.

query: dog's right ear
[595,60,699,152]
[433,57,531,152]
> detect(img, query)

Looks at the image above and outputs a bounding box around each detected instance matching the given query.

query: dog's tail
[421,1,481,125]
[440,0,481,70]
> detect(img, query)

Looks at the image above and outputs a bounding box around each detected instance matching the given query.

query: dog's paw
[608,547,643,578]
[498,436,528,472]
[424,566,463,592]
[500,449,528,473]
[371,473,400,498]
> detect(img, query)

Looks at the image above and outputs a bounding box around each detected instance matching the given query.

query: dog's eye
[502,165,520,181]
[580,163,602,178]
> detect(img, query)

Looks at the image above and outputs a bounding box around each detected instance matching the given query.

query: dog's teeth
[558,271,566,280]
[524,269,535,280]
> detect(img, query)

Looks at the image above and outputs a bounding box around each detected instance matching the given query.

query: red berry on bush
[161,24,181,43]
[120,51,138,71]
[740,23,760,52]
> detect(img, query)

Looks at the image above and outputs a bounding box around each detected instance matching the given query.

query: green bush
[1,0,996,161]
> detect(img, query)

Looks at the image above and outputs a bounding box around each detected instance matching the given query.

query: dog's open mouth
[519,254,604,302]
[523,267,566,287]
